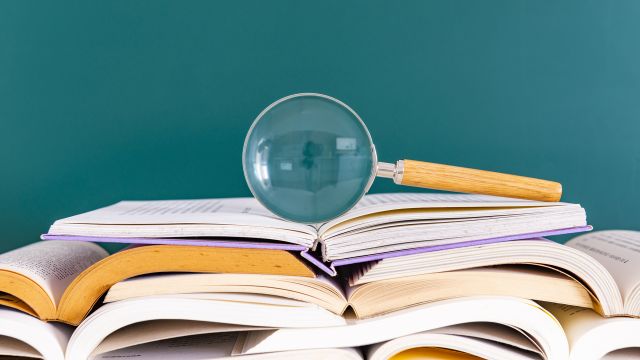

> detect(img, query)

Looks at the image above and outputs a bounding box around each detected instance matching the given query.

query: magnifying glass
[243,93,562,223]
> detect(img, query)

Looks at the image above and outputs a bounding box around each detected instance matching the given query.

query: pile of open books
[1,193,639,359]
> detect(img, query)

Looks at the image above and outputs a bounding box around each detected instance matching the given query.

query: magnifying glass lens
[243,95,375,223]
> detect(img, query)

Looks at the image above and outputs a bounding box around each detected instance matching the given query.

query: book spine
[300,250,337,276]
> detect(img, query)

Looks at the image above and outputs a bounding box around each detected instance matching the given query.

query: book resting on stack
[1,192,640,359]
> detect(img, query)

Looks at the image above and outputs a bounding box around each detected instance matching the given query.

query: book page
[543,302,614,358]
[0,293,39,316]
[321,192,571,234]
[348,265,594,319]
[355,193,555,208]
[93,332,239,360]
[0,240,108,305]
[367,327,541,360]
[567,231,640,303]
[66,294,346,360]
[545,302,640,359]
[238,297,565,356]
[103,273,346,314]
[51,198,312,233]
[95,332,363,360]
[432,323,541,354]
[0,335,41,358]
[0,307,72,360]
[389,348,483,360]
[603,348,640,359]
[93,321,268,356]
[544,303,603,339]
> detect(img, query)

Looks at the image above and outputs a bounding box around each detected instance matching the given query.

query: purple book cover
[42,225,591,277]
[324,225,593,275]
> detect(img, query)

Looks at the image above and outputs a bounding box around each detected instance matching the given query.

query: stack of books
[0,193,639,360]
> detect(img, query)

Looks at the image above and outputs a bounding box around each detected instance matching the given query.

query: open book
[6,294,640,360]
[89,322,546,360]
[64,296,567,360]
[0,240,314,325]
[43,193,590,275]
[365,323,546,360]
[348,230,640,318]
[103,264,590,320]
[232,296,568,357]
[0,296,562,360]
[546,303,640,360]
[98,231,640,319]
[0,303,352,360]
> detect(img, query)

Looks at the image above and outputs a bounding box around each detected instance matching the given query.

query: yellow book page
[390,347,483,360]
[0,240,107,320]
[57,245,315,325]
[0,292,39,318]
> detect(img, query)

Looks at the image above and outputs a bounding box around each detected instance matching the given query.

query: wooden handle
[399,160,562,202]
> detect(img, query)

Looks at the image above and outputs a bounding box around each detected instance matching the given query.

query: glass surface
[243,94,375,223]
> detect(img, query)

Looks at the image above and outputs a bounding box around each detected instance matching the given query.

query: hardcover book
[42,193,590,275]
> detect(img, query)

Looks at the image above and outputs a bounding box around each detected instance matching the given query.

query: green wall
[1,1,639,252]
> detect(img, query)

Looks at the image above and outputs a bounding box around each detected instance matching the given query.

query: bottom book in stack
[2,293,640,360]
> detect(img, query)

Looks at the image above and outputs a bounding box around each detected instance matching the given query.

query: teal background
[1,1,639,252]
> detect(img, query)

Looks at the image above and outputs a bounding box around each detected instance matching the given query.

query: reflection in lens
[243,95,374,223]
